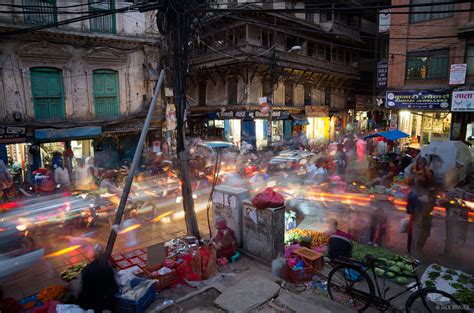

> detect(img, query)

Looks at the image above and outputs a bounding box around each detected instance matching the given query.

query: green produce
[403,270,412,276]
[387,260,396,266]
[432,264,442,271]
[387,272,395,279]
[454,287,474,308]
[446,269,457,275]
[389,265,401,274]
[442,274,453,281]
[450,282,464,290]
[457,274,470,284]
[428,271,441,280]
[60,263,87,282]
[396,277,408,285]
[425,280,435,288]
[374,268,385,277]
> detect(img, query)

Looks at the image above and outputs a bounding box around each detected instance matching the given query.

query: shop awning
[290,114,309,126]
[34,126,102,142]
[364,130,409,141]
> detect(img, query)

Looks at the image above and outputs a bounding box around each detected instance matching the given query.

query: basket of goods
[143,265,179,291]
[115,278,156,313]
[287,257,313,284]
[294,247,324,273]
[285,229,329,248]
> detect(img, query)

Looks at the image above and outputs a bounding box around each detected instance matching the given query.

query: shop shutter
[93,70,120,118]
[30,67,65,120]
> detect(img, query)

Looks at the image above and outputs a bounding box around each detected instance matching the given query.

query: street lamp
[267,45,302,147]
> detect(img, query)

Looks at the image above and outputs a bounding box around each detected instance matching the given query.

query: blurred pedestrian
[78,244,118,312]
[369,206,387,246]
[356,135,367,162]
[74,158,93,191]
[100,170,120,194]
[53,160,70,189]
[334,144,347,179]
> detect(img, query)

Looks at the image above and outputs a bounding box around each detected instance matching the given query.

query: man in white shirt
[74,158,92,190]
[54,162,71,188]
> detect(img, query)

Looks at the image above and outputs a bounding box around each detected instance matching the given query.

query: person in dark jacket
[78,244,118,312]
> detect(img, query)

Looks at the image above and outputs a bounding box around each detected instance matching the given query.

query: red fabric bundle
[251,188,284,209]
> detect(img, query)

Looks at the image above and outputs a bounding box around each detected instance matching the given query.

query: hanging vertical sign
[389,113,398,130]
[377,59,388,88]
[379,9,391,33]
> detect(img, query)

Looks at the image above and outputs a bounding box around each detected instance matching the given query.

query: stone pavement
[149,254,355,313]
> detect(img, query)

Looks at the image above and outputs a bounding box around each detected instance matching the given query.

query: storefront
[206,109,293,150]
[386,90,452,148]
[305,106,330,142]
[450,90,474,143]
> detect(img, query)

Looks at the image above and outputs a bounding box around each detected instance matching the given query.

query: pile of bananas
[286,228,329,247]
[60,263,87,282]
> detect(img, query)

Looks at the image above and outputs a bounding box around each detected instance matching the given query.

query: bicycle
[326,254,468,312]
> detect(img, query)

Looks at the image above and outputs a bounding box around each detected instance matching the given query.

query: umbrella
[364,130,409,141]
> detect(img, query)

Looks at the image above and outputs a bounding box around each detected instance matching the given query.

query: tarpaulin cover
[404,141,471,189]
[364,130,409,141]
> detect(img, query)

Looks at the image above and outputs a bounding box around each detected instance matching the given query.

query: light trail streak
[118,223,141,234]
[149,211,173,223]
[44,245,81,258]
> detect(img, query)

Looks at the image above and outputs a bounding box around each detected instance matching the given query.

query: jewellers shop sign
[215,110,289,119]
[0,126,26,144]
[386,91,450,110]
[451,91,474,112]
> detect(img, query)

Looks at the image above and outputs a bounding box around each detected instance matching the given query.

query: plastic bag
[399,217,409,234]
[251,187,284,209]
[177,249,202,281]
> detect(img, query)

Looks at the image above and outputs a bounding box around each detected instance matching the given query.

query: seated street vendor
[78,244,118,312]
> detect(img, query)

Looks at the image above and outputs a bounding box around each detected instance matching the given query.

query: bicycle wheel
[327,263,375,312]
[406,287,468,313]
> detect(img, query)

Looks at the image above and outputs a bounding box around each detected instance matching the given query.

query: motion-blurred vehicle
[0,222,44,278]
[267,150,316,175]
[0,222,34,256]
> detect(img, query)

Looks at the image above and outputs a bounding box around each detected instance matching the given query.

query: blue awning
[290,114,309,126]
[202,141,235,149]
[364,130,409,141]
[35,126,102,142]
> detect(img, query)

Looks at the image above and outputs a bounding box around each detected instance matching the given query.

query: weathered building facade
[0,0,160,174]
[387,0,474,145]
[186,0,378,149]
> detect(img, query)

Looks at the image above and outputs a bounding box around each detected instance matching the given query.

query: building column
[450,112,472,142]
[0,144,7,164]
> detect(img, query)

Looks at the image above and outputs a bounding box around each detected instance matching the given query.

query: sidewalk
[147,253,354,313]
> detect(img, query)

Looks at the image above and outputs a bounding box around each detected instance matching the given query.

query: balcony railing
[22,0,57,25]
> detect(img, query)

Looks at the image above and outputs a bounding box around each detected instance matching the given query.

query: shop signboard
[165,104,177,131]
[379,9,390,33]
[0,126,26,144]
[449,64,467,85]
[305,106,329,117]
[386,91,450,110]
[377,59,388,88]
[451,90,474,112]
[215,110,289,120]
[355,95,371,111]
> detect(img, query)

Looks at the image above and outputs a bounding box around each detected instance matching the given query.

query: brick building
[386,0,474,146]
